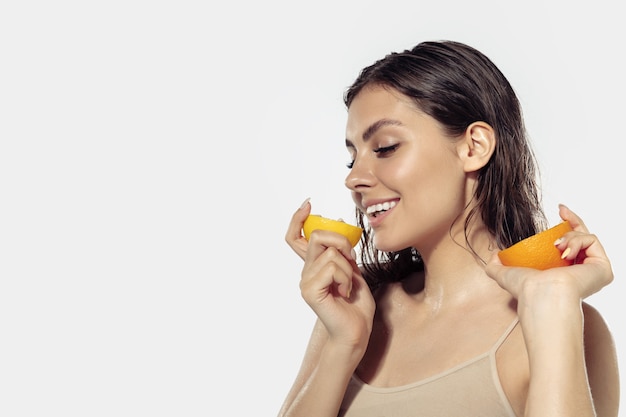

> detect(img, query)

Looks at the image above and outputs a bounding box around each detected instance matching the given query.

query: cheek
[390,153,466,210]
[378,149,423,185]
[383,152,455,192]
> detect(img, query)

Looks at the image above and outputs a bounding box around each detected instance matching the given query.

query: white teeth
[365,200,397,215]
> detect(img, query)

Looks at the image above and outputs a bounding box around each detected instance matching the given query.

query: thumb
[485,252,524,296]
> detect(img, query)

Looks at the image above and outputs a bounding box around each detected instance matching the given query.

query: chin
[373,236,406,253]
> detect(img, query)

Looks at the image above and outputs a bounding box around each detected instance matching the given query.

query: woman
[278,40,619,417]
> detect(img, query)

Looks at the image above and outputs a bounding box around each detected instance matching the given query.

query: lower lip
[367,207,394,228]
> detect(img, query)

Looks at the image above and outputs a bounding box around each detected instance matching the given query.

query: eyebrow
[345,118,403,147]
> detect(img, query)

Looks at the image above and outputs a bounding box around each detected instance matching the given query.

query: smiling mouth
[365,200,397,217]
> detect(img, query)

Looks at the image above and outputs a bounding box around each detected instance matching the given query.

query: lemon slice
[302,215,363,247]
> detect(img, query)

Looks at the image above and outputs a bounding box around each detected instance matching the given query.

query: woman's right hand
[284,198,312,260]
[287,199,375,352]
[300,224,375,354]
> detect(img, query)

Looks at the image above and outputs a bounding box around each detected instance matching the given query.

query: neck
[415,223,501,312]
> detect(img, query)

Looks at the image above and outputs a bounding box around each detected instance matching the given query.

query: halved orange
[498,221,574,270]
[302,215,363,248]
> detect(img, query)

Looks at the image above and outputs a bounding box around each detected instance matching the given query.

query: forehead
[345,86,423,139]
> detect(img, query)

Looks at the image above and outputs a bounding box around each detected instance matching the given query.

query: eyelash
[373,144,399,155]
[346,144,399,169]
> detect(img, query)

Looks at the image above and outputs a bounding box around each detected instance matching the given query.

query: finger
[305,229,355,262]
[286,198,311,241]
[323,262,353,299]
[557,232,608,265]
[301,248,355,300]
[285,198,311,259]
[304,245,354,279]
[485,252,527,297]
[485,253,536,299]
[558,204,589,233]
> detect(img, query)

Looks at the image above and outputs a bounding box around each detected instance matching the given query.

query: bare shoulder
[582,301,620,417]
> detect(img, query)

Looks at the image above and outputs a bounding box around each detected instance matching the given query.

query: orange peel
[498,221,574,270]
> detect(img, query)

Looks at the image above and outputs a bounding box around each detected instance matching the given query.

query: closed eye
[346,144,398,169]
[373,144,399,156]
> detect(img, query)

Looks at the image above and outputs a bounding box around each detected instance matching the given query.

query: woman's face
[345,85,469,253]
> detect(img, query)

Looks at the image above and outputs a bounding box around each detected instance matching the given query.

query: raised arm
[487,205,618,416]
[279,201,376,417]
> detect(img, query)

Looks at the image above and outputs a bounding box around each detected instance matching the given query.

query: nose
[345,157,375,191]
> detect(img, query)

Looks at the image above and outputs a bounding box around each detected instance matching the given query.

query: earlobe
[459,121,496,172]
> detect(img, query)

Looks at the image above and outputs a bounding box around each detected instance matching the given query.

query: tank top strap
[489,317,519,354]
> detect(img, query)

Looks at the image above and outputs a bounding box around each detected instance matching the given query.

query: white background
[1,1,623,416]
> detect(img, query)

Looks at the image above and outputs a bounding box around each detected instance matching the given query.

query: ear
[457,121,496,173]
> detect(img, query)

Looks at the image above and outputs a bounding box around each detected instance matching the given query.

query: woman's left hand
[485,204,614,303]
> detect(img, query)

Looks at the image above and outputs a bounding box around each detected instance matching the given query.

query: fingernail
[554,238,563,246]
[558,203,571,212]
[299,197,311,209]
[561,247,571,259]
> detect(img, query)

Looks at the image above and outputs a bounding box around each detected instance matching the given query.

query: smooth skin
[279,86,619,417]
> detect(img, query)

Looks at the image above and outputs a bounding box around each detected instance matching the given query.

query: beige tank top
[338,318,519,417]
